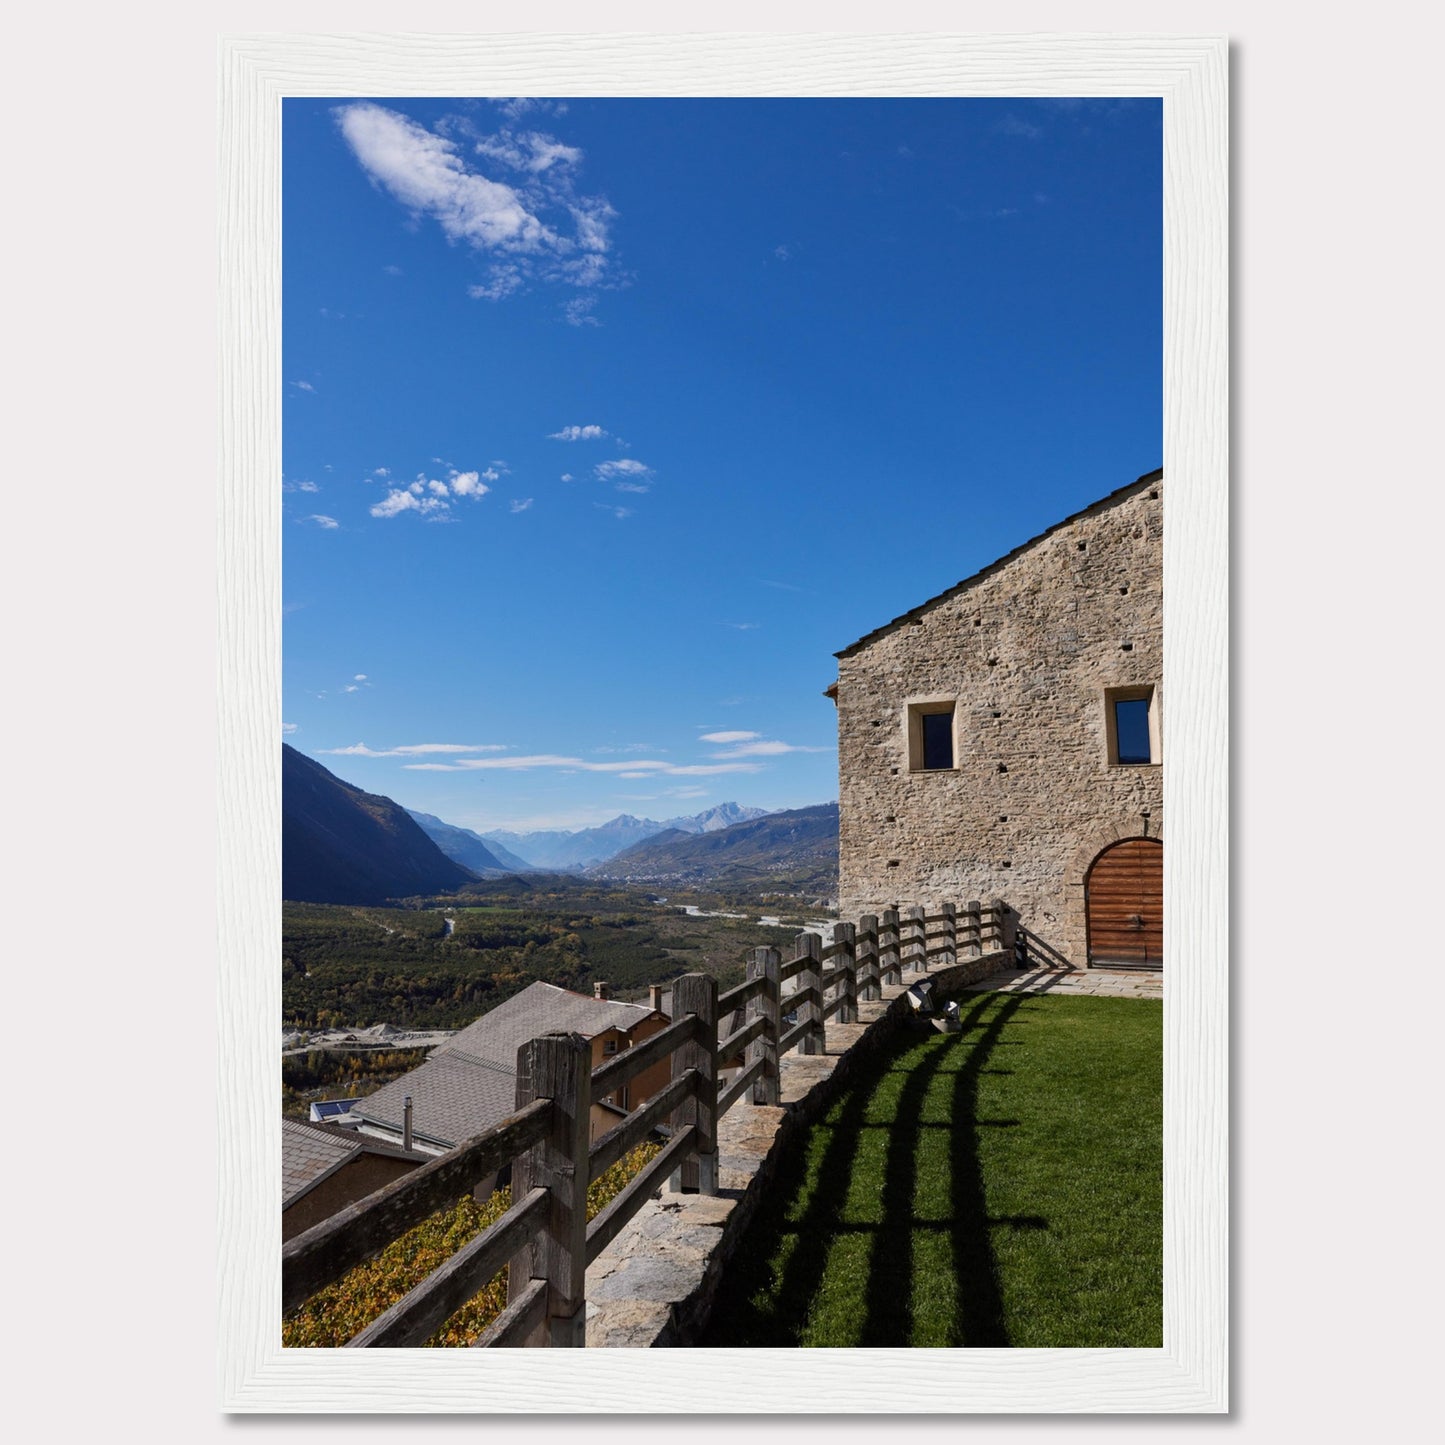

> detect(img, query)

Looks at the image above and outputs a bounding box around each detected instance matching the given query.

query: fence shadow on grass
[701,991,1041,1347]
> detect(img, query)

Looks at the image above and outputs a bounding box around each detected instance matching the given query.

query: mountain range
[406,811,515,875]
[587,803,840,896]
[480,802,772,871]
[282,745,476,904]
[283,744,835,903]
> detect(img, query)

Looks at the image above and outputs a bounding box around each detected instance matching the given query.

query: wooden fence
[281,898,1010,1347]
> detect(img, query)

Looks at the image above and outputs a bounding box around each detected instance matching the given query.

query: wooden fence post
[669,973,718,1195]
[981,899,1003,955]
[879,908,901,987]
[797,931,824,1055]
[747,946,780,1105]
[510,1031,591,1347]
[835,921,857,1023]
[940,901,956,970]
[964,899,982,958]
[857,913,879,1001]
[906,906,927,973]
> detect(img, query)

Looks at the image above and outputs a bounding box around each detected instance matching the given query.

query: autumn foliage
[283,1141,660,1347]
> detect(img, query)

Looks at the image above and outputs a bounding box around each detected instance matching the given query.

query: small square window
[1105,685,1160,765]
[906,701,956,771]
[603,1038,619,1055]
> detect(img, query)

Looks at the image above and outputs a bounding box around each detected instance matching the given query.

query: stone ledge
[583,948,1008,1348]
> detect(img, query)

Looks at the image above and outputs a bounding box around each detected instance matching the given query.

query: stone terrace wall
[835,474,1163,968]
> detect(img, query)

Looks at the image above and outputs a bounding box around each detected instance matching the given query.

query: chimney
[593,981,610,1001]
[648,984,663,1014]
[402,1095,413,1152]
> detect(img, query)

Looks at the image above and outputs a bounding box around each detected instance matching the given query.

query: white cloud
[468,266,524,301]
[335,102,617,305]
[304,514,339,529]
[383,264,403,275]
[298,481,319,493]
[476,129,583,175]
[549,425,607,441]
[563,295,601,327]
[709,739,833,759]
[353,674,367,681]
[726,622,760,630]
[773,244,792,261]
[371,468,491,517]
[615,481,649,494]
[370,488,446,519]
[595,458,651,481]
[321,742,509,758]
[336,102,555,253]
[398,753,760,777]
[293,380,316,392]
[699,731,759,744]
[450,470,490,498]
[282,722,297,735]
[343,685,359,693]
[560,473,574,483]
[373,467,390,478]
[594,504,633,520]
[510,498,534,513]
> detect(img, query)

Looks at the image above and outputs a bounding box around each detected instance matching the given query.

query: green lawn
[702,990,1162,1348]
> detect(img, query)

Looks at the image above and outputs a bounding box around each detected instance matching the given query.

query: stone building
[831,468,1163,970]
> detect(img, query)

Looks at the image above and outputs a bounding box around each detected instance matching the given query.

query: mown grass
[702,990,1161,1348]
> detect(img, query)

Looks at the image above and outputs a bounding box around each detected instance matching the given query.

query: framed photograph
[220,31,1226,1412]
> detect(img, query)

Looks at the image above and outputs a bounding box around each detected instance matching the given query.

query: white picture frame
[219,31,1227,1413]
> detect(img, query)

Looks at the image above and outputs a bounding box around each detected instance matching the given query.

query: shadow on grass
[701,991,1037,1347]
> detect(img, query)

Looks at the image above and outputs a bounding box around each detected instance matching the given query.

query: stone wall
[834,472,1163,968]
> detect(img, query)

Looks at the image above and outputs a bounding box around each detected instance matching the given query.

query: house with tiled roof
[344,981,671,1171]
[281,1117,427,1242]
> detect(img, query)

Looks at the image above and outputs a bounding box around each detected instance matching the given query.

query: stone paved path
[962,964,1163,999]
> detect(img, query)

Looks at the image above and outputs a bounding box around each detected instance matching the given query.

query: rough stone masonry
[832,469,1163,968]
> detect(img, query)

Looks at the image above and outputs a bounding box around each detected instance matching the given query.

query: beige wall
[835,476,1163,968]
[588,1014,672,1144]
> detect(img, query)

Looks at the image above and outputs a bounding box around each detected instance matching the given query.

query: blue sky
[283,97,1161,834]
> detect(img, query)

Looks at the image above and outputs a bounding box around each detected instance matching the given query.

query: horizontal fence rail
[288,900,1012,1347]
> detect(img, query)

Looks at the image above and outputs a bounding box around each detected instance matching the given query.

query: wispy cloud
[383,264,403,276]
[595,458,651,482]
[334,101,618,305]
[282,722,298,735]
[560,473,574,482]
[303,514,339,529]
[563,296,601,327]
[297,481,320,493]
[594,504,634,520]
[726,622,760,630]
[510,498,534,513]
[549,425,608,441]
[614,481,649,494]
[402,753,761,777]
[321,742,510,758]
[995,114,1043,140]
[292,380,316,392]
[773,244,792,261]
[699,731,759,744]
[709,738,832,759]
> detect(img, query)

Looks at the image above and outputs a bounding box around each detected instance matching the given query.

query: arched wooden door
[1086,838,1163,968]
